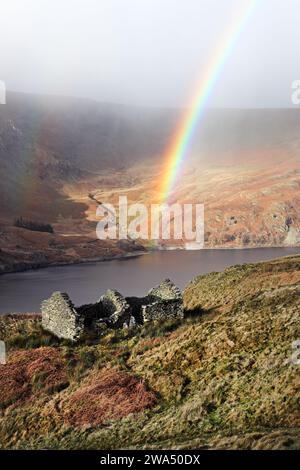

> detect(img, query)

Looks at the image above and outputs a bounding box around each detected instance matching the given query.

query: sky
[0,0,299,108]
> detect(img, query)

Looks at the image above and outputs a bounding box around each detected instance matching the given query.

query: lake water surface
[0,247,299,313]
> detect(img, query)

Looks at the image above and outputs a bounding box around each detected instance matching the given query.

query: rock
[41,292,84,341]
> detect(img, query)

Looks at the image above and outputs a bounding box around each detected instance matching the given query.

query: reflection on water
[0,247,299,313]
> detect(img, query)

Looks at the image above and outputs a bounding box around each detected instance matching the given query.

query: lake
[0,247,299,313]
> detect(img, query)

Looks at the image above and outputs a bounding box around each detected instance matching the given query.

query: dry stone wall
[41,292,84,341]
[98,289,130,327]
[41,280,183,341]
[142,299,184,322]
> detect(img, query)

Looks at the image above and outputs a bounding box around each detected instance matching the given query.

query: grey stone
[41,280,184,341]
[77,302,106,327]
[142,299,184,323]
[41,292,84,341]
[143,279,184,323]
[98,289,130,327]
[148,279,182,301]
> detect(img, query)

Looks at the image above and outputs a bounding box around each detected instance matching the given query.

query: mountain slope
[1,91,300,220]
[0,255,299,449]
[0,92,300,273]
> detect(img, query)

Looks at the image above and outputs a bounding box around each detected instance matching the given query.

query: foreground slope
[0,255,299,449]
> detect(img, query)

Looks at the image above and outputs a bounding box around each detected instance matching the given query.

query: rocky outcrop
[41,279,183,341]
[41,292,84,341]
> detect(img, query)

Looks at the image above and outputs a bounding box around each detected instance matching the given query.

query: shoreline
[0,249,149,277]
[1,248,299,315]
[0,245,299,277]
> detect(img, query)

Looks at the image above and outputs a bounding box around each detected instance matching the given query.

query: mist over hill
[0,91,174,171]
[2,92,300,181]
[0,91,300,272]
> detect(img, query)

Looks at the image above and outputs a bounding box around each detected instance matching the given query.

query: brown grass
[62,368,156,427]
[0,347,68,408]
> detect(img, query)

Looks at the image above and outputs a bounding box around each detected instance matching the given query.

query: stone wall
[41,279,184,340]
[99,289,130,327]
[142,279,183,323]
[76,302,104,327]
[148,279,182,301]
[41,292,84,341]
[142,299,184,323]
[125,296,149,325]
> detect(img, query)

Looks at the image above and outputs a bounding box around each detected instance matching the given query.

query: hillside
[0,92,300,273]
[0,255,299,450]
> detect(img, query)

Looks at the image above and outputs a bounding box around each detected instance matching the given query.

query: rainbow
[160,0,259,201]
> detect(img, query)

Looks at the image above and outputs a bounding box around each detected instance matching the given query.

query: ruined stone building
[41,279,184,341]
